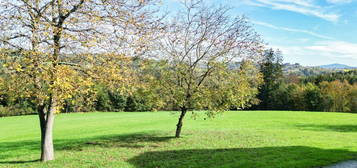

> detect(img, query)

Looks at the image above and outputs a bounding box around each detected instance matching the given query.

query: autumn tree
[151,0,263,138]
[0,0,160,161]
[320,80,354,112]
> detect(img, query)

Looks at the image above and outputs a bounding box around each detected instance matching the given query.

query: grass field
[0,111,356,168]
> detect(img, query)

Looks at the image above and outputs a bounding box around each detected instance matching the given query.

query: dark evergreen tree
[255,48,284,109]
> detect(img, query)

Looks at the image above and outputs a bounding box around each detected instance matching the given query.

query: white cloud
[306,41,357,59]
[269,41,357,66]
[271,41,357,66]
[252,20,334,39]
[326,0,353,4]
[245,0,340,22]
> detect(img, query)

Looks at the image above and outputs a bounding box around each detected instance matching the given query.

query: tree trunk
[39,97,56,162]
[37,105,46,158]
[175,108,187,138]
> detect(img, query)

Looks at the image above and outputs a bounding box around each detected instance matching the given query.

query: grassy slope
[0,111,356,168]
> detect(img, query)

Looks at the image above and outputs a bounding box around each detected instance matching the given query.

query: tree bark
[37,105,46,157]
[175,108,187,138]
[39,96,56,162]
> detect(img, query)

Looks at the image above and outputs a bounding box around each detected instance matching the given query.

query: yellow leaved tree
[0,0,161,162]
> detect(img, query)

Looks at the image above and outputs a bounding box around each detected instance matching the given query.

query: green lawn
[0,111,356,168]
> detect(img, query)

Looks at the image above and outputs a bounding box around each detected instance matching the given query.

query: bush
[94,85,127,112]
[108,91,126,112]
[95,86,113,111]
[349,85,357,113]
[125,95,152,112]
[0,105,36,117]
[303,83,323,111]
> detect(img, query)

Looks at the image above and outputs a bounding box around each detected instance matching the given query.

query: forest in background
[251,49,356,112]
[1,49,356,117]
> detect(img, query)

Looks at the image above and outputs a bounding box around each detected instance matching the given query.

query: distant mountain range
[283,63,356,77]
[230,62,356,77]
[318,64,356,70]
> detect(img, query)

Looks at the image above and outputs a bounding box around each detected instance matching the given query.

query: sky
[163,0,357,66]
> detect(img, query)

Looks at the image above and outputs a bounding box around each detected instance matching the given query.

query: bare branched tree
[154,0,264,138]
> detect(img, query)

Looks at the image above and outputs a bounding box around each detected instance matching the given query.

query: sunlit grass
[0,111,356,168]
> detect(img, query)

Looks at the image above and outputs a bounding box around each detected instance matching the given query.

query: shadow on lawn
[0,160,40,164]
[295,124,357,132]
[1,134,357,167]
[0,133,174,162]
[128,146,357,168]
[59,133,174,151]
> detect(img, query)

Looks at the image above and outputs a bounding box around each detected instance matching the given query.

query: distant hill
[302,69,357,84]
[283,63,335,77]
[229,62,356,77]
[283,63,357,77]
[319,64,356,70]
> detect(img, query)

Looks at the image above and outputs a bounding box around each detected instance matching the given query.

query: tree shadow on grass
[128,146,357,168]
[0,133,174,163]
[1,134,357,167]
[58,133,174,151]
[0,159,40,164]
[295,124,357,132]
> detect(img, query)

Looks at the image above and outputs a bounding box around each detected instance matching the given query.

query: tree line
[2,50,355,117]
[252,49,357,113]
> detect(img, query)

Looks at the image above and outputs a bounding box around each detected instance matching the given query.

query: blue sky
[163,0,357,66]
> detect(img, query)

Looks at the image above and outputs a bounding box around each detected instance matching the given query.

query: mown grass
[0,111,356,168]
